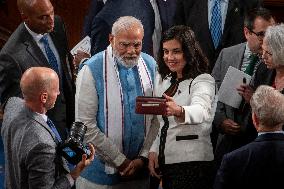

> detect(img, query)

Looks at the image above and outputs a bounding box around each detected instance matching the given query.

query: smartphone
[243,77,246,84]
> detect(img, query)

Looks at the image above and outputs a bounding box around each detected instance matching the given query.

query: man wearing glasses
[75,16,158,189]
[212,7,275,168]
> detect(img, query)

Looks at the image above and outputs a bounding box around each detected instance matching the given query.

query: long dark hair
[158,25,209,80]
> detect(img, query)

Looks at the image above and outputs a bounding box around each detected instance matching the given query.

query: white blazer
[150,73,216,164]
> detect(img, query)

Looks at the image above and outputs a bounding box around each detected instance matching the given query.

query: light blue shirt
[208,0,229,32]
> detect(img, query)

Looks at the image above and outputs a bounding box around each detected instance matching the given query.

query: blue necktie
[40,35,60,75]
[46,118,62,143]
[46,118,75,169]
[210,0,222,49]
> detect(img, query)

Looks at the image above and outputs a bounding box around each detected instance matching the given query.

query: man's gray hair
[265,24,284,66]
[250,85,284,128]
[111,16,144,36]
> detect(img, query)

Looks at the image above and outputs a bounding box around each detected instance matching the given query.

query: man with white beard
[75,16,158,189]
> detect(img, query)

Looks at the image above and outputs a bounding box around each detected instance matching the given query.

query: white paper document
[70,36,91,56]
[218,66,251,108]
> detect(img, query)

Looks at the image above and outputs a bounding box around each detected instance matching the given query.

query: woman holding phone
[148,25,216,189]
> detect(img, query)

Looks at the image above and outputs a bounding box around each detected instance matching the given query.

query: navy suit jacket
[156,0,177,32]
[82,0,105,37]
[174,0,262,71]
[0,16,75,140]
[214,133,284,189]
[90,0,155,55]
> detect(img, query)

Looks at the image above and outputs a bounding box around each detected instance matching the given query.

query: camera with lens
[58,121,91,165]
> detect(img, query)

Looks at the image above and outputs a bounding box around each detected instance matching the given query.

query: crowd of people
[1,0,284,189]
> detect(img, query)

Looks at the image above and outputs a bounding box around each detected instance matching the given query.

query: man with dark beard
[75,16,158,189]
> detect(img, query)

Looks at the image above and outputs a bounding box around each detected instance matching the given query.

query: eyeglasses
[248,28,265,39]
[263,49,273,57]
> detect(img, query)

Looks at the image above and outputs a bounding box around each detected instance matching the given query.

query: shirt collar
[36,112,48,122]
[24,22,46,43]
[258,131,284,136]
[244,42,254,56]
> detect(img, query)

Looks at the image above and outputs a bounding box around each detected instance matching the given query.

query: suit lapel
[21,24,51,68]
[222,0,241,41]
[26,109,58,144]
[201,0,215,53]
[202,0,210,32]
[49,17,74,91]
[49,28,70,80]
[49,30,64,64]
[236,43,246,69]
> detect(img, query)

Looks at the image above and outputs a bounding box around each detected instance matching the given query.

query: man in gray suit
[212,7,275,167]
[0,0,77,140]
[1,67,95,189]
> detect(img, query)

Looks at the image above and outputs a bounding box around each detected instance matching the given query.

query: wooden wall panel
[0,0,91,49]
[264,0,284,23]
[51,0,91,47]
[0,1,21,47]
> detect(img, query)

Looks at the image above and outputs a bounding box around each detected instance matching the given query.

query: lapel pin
[235,7,239,13]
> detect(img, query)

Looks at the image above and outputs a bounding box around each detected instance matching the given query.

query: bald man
[0,0,75,140]
[1,67,94,189]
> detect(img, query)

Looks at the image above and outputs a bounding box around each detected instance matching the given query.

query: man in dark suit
[174,0,263,151]
[212,7,275,167]
[174,0,263,71]
[214,85,284,189]
[82,0,105,37]
[156,0,177,32]
[1,67,95,189]
[89,0,155,55]
[0,0,75,140]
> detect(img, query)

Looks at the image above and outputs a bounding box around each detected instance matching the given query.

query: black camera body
[58,122,91,165]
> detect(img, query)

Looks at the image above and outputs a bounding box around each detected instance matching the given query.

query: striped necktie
[40,35,60,75]
[245,54,259,76]
[210,0,222,49]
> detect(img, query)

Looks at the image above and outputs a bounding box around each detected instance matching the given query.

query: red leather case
[135,96,166,115]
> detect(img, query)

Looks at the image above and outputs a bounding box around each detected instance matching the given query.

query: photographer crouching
[1,67,95,189]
